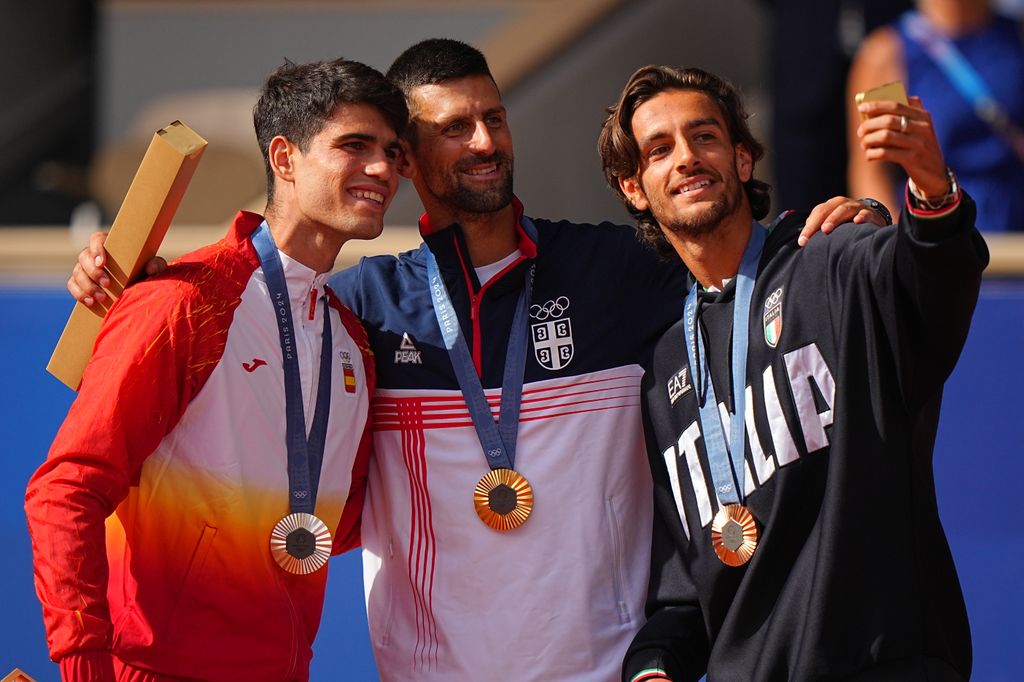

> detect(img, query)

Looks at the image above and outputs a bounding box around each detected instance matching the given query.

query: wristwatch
[856,197,893,225]
[908,167,960,211]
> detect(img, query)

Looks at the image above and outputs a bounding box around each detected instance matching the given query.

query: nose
[672,139,698,171]
[468,120,496,156]
[365,150,395,182]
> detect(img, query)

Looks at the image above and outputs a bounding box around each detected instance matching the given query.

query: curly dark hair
[253,57,407,202]
[597,65,771,257]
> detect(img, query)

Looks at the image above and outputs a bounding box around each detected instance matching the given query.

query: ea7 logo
[667,366,692,405]
[530,297,573,371]
[763,286,784,348]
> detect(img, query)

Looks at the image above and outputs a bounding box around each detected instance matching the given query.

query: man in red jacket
[25,57,405,681]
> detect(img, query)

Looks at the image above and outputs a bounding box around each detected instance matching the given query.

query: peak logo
[395,332,422,365]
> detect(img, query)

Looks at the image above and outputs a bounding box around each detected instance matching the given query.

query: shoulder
[104,237,257,334]
[851,24,904,82]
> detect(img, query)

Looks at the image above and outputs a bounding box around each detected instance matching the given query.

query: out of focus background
[3,0,1023,679]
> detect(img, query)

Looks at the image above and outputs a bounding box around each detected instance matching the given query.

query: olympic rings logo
[530,296,570,320]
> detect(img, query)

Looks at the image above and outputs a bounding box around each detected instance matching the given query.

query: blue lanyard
[683,222,765,506]
[426,219,537,471]
[252,223,332,514]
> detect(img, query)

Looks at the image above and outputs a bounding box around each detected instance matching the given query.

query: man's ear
[619,175,650,212]
[735,143,753,183]
[398,139,417,180]
[268,135,296,184]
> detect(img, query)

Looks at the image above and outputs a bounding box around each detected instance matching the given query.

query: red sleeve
[329,295,376,554]
[24,262,238,665]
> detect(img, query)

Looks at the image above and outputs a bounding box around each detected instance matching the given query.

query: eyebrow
[335,132,377,144]
[639,117,722,146]
[432,105,507,128]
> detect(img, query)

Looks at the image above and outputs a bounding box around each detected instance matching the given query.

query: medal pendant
[270,512,332,574]
[473,468,534,532]
[710,504,758,566]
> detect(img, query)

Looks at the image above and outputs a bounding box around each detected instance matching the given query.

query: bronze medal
[473,468,534,531]
[270,512,332,574]
[710,504,758,566]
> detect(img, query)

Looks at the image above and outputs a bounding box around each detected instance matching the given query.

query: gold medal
[473,468,533,531]
[711,504,758,566]
[270,512,332,574]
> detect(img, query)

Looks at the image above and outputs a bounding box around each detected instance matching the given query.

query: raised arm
[846,25,906,217]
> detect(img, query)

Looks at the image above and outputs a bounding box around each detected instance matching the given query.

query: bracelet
[856,197,893,225]
[908,167,960,211]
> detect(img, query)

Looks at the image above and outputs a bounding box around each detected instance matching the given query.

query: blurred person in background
[759,0,910,211]
[847,0,1024,230]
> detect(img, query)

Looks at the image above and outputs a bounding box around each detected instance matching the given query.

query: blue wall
[3,283,1022,680]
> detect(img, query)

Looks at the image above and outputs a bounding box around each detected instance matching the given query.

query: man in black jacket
[599,65,986,681]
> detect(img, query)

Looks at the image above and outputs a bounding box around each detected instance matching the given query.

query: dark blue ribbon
[252,223,332,513]
[426,219,537,472]
[683,222,766,506]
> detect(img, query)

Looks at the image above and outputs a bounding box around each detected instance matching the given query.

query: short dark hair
[387,39,494,147]
[387,38,493,96]
[598,65,771,257]
[253,57,408,202]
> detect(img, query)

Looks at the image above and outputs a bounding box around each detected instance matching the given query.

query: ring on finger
[899,115,908,133]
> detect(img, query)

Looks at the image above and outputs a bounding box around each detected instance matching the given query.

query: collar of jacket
[418,195,539,294]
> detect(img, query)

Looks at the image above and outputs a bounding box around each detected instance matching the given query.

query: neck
[263,205,343,274]
[918,0,991,34]
[427,202,519,267]
[667,211,753,290]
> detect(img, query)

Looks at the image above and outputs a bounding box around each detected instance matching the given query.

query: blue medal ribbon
[252,223,332,514]
[426,219,537,472]
[683,222,766,506]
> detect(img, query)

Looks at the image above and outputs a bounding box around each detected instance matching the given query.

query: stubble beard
[657,174,744,240]
[439,152,514,215]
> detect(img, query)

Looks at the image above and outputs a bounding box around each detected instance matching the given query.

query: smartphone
[855,81,909,119]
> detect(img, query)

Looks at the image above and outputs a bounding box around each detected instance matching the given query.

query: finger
[87,231,108,266]
[799,197,845,246]
[68,264,107,305]
[78,245,111,289]
[67,273,94,307]
[852,208,884,226]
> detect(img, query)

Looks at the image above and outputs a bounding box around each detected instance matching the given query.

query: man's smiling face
[622,88,751,238]
[289,101,402,242]
[406,74,514,217]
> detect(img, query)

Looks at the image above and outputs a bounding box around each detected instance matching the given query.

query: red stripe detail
[373,401,639,432]
[374,391,638,423]
[398,399,438,672]
[373,374,640,407]
[904,183,963,218]
[450,235,484,378]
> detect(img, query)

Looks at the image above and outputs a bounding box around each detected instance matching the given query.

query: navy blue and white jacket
[330,197,686,681]
[625,194,987,682]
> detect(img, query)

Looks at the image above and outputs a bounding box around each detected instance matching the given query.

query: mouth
[463,163,499,176]
[349,188,387,206]
[673,178,713,195]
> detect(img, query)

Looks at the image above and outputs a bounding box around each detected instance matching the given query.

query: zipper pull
[308,287,317,321]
